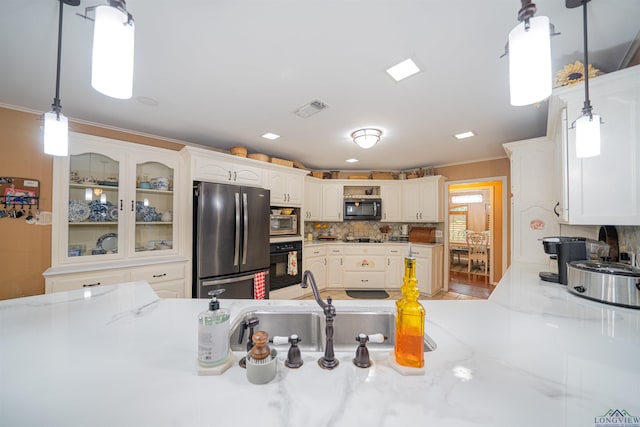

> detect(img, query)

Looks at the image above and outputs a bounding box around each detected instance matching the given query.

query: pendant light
[571,0,601,158]
[89,0,135,99]
[351,129,382,149]
[44,0,79,157]
[507,0,552,106]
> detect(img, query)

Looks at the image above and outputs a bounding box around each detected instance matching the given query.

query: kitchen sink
[229,307,437,352]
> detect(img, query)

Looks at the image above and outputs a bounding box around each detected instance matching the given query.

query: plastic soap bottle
[198,289,230,367]
[394,244,425,368]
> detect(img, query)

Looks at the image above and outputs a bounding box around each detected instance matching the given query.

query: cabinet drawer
[343,255,386,272]
[306,246,327,257]
[46,270,130,293]
[150,279,185,298]
[343,271,385,289]
[131,263,185,284]
[327,247,344,255]
[385,246,405,255]
[343,245,386,255]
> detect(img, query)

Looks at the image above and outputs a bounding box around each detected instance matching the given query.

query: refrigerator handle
[234,192,240,266]
[242,192,249,265]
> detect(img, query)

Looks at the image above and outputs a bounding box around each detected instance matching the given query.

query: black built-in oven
[269,241,303,291]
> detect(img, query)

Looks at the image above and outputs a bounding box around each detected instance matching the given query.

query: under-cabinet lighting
[386,58,421,82]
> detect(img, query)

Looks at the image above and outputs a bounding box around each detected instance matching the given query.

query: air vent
[293,100,328,118]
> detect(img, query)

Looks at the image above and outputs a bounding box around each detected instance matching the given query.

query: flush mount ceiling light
[568,0,602,158]
[261,132,280,140]
[386,58,421,82]
[351,128,382,149]
[454,131,475,140]
[80,0,135,99]
[507,0,553,106]
[43,0,80,157]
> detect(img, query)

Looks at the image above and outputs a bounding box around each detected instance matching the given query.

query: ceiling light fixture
[345,158,359,163]
[569,0,601,158]
[507,0,552,106]
[454,131,475,140]
[80,0,135,99]
[351,128,382,149]
[44,0,79,157]
[386,59,421,82]
[261,132,280,140]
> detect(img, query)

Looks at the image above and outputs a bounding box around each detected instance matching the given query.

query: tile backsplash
[303,221,444,242]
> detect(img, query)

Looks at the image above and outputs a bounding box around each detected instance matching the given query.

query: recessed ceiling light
[261,132,280,140]
[454,131,475,140]
[386,58,421,82]
[345,158,359,163]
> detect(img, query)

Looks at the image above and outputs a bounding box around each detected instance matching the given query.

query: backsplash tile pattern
[303,221,444,242]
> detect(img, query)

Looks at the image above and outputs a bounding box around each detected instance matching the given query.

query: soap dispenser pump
[198,289,231,367]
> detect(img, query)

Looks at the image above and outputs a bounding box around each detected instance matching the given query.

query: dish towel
[287,251,298,276]
[254,271,266,300]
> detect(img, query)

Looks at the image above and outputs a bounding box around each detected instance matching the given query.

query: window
[449,206,468,243]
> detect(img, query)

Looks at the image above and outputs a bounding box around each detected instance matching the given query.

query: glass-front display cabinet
[52,133,180,266]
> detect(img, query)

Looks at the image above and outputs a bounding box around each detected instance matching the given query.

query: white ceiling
[1,0,639,170]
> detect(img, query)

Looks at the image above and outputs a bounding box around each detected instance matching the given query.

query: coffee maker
[539,237,588,285]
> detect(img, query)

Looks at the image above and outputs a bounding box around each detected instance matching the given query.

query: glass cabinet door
[134,161,174,253]
[68,153,121,258]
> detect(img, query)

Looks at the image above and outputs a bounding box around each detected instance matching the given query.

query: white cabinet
[303,246,327,290]
[303,177,323,221]
[45,260,188,298]
[327,246,344,288]
[380,183,402,222]
[50,132,181,267]
[322,183,343,221]
[267,169,305,207]
[185,146,264,187]
[384,245,405,289]
[549,65,640,225]
[504,137,561,265]
[342,245,385,289]
[401,176,445,222]
[412,244,444,296]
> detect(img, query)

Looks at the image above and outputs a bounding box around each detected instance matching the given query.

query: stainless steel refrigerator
[193,181,270,299]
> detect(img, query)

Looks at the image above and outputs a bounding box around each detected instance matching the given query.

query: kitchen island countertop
[1,264,638,427]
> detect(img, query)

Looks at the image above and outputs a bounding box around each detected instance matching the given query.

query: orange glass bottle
[394,254,425,368]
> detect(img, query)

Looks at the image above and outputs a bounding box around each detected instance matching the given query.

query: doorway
[444,178,507,299]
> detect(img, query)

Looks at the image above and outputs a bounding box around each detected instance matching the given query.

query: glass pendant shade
[43,111,69,156]
[91,5,135,99]
[508,16,552,106]
[575,114,601,158]
[351,129,382,149]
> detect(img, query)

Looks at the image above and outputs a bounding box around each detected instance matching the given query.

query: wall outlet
[435,230,443,238]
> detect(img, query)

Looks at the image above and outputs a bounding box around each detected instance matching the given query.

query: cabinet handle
[419,212,423,219]
[120,199,123,211]
[324,259,327,265]
[82,282,101,287]
[283,193,287,201]
[388,259,390,266]
[553,202,560,217]
[131,200,134,212]
[416,213,419,220]
[340,259,342,266]
[228,171,232,181]
[361,279,368,282]
[152,273,167,278]
[234,171,237,181]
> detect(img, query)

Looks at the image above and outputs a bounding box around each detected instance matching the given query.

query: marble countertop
[1,264,639,427]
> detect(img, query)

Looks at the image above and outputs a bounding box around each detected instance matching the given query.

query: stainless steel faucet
[301,270,338,369]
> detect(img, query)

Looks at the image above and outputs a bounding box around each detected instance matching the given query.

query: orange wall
[0,106,183,300]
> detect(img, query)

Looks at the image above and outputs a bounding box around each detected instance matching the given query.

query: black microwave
[344,199,382,220]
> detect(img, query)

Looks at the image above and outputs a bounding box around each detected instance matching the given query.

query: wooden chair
[465,230,489,274]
